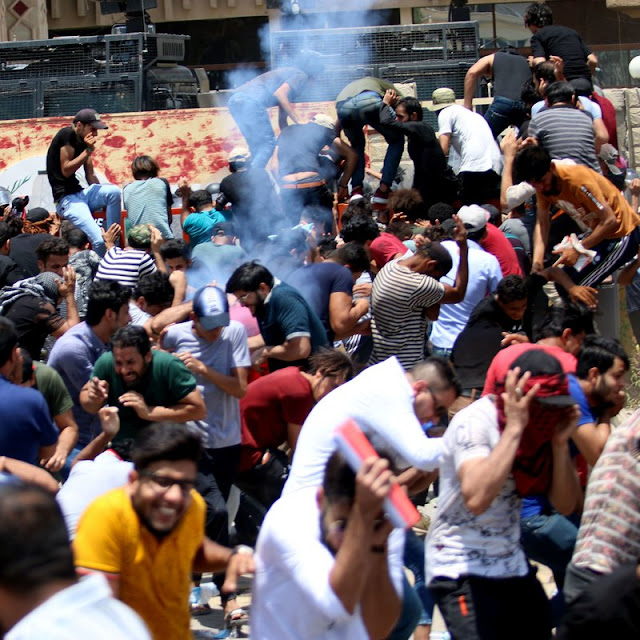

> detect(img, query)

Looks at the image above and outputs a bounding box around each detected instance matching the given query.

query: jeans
[228,92,275,168]
[336,92,404,188]
[430,345,453,360]
[484,96,527,139]
[234,448,289,511]
[387,574,423,640]
[195,444,241,603]
[520,512,577,591]
[403,529,435,626]
[57,184,121,257]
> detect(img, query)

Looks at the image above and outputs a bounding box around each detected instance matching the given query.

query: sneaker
[349,186,364,202]
[371,187,390,211]
[412,512,432,535]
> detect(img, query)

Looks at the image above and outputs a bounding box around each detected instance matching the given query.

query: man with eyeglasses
[73,422,255,640]
[161,285,251,621]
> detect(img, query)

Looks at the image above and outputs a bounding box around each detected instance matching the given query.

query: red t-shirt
[480,223,523,277]
[482,342,577,396]
[369,233,407,269]
[238,367,315,472]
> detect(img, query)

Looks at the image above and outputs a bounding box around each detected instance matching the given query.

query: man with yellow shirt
[515,144,640,286]
[73,423,255,640]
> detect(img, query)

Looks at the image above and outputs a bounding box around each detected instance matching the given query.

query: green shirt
[336,77,401,103]
[91,350,197,442]
[34,361,74,418]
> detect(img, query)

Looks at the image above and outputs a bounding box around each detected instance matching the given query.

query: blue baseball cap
[192,286,230,330]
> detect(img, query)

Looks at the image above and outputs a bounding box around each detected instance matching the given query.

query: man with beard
[226,261,328,372]
[79,325,205,442]
[74,423,255,640]
[252,451,403,639]
[514,145,640,286]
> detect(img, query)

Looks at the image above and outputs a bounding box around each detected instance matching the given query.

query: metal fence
[271,21,479,103]
[0,33,192,120]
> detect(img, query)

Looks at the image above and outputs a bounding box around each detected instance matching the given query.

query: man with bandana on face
[252,450,404,639]
[514,144,640,286]
[79,325,205,442]
[426,349,582,640]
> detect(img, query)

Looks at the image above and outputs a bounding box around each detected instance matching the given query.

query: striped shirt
[370,259,445,370]
[95,247,156,289]
[571,409,640,574]
[529,105,600,172]
[122,177,174,239]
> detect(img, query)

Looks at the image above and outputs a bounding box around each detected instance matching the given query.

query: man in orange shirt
[515,144,640,286]
[73,423,254,640]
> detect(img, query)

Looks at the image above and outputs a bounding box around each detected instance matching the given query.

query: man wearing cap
[46,109,121,257]
[218,148,282,249]
[335,77,404,210]
[426,350,582,640]
[276,114,357,223]
[431,87,503,207]
[161,285,251,622]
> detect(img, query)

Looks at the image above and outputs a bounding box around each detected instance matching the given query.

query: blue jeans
[484,96,527,139]
[430,345,452,360]
[336,91,404,188]
[521,511,578,626]
[404,529,435,626]
[388,573,423,640]
[228,92,275,168]
[57,184,121,257]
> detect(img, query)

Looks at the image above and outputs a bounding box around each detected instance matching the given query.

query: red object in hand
[334,419,420,529]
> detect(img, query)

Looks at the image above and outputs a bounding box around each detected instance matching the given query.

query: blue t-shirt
[0,376,58,464]
[162,320,251,449]
[47,321,108,446]
[259,281,329,371]
[288,262,353,341]
[183,209,229,248]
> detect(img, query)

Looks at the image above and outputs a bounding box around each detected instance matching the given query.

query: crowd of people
[0,2,639,639]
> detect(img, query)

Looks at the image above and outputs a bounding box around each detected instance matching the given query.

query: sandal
[211,609,249,639]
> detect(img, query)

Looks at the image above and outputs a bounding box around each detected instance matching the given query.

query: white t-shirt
[426,396,529,583]
[430,240,502,350]
[6,573,150,640]
[437,104,503,175]
[284,357,443,496]
[252,487,404,640]
[162,320,251,448]
[56,451,133,538]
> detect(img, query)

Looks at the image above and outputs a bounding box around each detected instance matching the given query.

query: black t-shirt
[220,169,282,245]
[288,262,354,340]
[9,233,50,278]
[530,25,592,81]
[493,51,532,101]
[3,295,64,360]
[46,126,87,201]
[0,255,26,288]
[277,123,335,176]
[451,297,523,391]
[379,104,458,207]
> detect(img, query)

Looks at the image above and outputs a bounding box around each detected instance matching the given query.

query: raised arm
[464,55,493,110]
